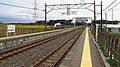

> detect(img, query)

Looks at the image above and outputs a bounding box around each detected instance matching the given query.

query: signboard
[71,19,76,23]
[7,25,15,33]
[71,19,76,26]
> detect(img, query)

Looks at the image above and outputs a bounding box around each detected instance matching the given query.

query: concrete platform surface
[59,27,106,67]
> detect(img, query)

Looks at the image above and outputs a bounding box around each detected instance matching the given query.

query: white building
[103,23,120,33]
[73,17,92,23]
[94,23,120,42]
[71,17,92,26]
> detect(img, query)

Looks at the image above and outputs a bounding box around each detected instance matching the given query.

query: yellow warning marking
[80,27,92,67]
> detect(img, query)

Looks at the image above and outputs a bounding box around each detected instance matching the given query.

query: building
[73,17,92,23]
[103,24,120,33]
[71,17,92,26]
[91,20,120,41]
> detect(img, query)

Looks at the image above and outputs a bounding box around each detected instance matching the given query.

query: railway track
[0,26,85,67]
[0,28,75,60]
[32,27,84,67]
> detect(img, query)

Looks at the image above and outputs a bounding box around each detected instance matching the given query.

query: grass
[16,25,49,28]
[0,24,7,27]
[110,33,120,39]
[0,25,55,30]
[98,40,118,67]
[16,25,55,30]
[107,59,118,67]
[98,41,104,52]
[0,25,56,37]
[98,32,120,67]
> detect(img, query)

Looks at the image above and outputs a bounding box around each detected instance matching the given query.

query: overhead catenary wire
[103,0,116,12]
[96,1,119,20]
[62,0,66,3]
[106,1,120,12]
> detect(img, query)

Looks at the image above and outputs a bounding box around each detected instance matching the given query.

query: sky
[0,0,120,22]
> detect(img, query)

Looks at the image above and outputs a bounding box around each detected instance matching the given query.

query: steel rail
[0,27,81,61]
[32,27,85,67]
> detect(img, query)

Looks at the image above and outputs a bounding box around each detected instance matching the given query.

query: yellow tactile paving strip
[80,27,92,67]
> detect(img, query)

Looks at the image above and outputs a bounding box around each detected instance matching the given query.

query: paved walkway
[59,27,106,67]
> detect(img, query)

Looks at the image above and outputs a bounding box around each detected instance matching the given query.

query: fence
[0,25,73,38]
[98,29,120,67]
[0,26,55,38]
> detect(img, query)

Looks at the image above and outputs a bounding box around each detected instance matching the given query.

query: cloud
[1,0,120,21]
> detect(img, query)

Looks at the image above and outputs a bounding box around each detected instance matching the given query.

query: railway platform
[0,26,111,67]
[59,27,107,67]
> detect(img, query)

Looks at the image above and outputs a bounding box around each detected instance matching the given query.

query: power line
[59,0,65,4]
[81,0,84,1]
[22,0,40,5]
[0,2,34,9]
[0,2,43,10]
[103,0,116,11]
[62,0,66,3]
[22,0,34,5]
[106,1,120,12]
[97,1,120,19]
[29,0,34,3]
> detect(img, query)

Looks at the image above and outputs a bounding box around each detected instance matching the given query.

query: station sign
[7,25,15,33]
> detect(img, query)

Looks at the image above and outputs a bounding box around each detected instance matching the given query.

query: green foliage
[107,59,118,67]
[98,41,105,54]
[98,31,119,67]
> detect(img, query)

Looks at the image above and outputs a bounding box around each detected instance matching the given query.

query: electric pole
[112,10,113,24]
[94,0,96,21]
[105,12,107,30]
[45,3,47,30]
[101,1,103,31]
[33,0,37,20]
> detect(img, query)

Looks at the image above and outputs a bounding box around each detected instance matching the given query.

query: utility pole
[105,12,107,30]
[94,0,96,21]
[101,1,103,31]
[67,5,70,15]
[45,3,47,30]
[33,0,37,19]
[112,10,113,24]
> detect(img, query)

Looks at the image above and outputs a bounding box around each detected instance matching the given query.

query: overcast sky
[0,0,120,21]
